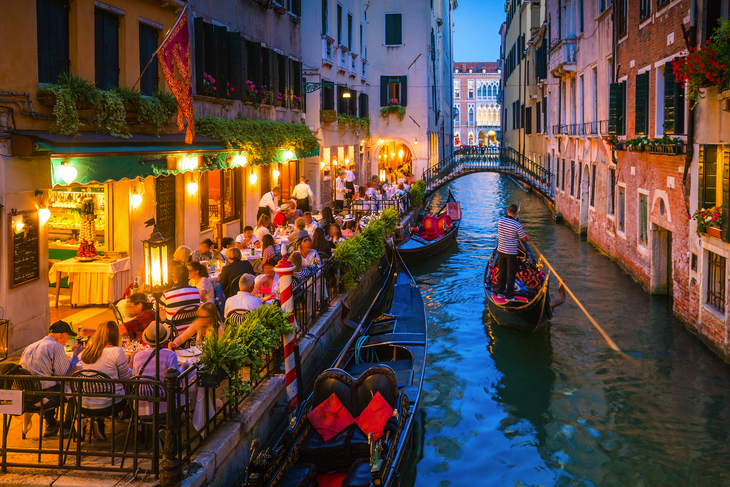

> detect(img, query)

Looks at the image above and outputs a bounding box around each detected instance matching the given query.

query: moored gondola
[244,249,427,487]
[389,190,461,264]
[483,241,552,334]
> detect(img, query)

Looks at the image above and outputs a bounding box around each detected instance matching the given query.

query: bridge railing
[422,147,554,199]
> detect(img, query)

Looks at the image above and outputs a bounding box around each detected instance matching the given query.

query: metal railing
[349,195,409,220]
[293,258,339,338]
[598,120,610,135]
[583,121,599,135]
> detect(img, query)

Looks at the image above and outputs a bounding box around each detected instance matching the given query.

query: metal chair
[121,375,167,468]
[226,309,251,326]
[167,304,199,335]
[66,369,125,465]
[109,299,124,325]
[225,274,244,298]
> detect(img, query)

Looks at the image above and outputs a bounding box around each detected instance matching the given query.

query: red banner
[158,8,194,144]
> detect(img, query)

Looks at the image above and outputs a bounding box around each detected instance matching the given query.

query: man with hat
[131,323,178,416]
[273,203,294,227]
[20,321,84,437]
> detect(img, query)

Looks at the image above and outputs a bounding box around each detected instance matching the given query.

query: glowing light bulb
[232,155,247,167]
[186,182,198,195]
[58,162,77,185]
[414,138,418,145]
[398,150,404,158]
[391,152,395,157]
[249,173,258,184]
[345,158,349,165]
[333,160,338,166]
[273,169,281,179]
[342,92,351,98]
[180,156,198,171]
[132,193,143,209]
[39,207,51,225]
[14,220,24,233]
[283,150,295,160]
[320,161,326,170]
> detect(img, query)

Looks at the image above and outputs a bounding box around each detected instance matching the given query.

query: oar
[528,241,622,353]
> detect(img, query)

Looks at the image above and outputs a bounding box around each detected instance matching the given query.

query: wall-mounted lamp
[320,160,326,170]
[14,219,24,233]
[232,154,247,167]
[186,182,199,195]
[58,161,77,185]
[342,91,351,98]
[414,137,418,145]
[283,150,295,161]
[249,172,258,184]
[38,205,51,225]
[132,193,143,209]
[273,169,281,179]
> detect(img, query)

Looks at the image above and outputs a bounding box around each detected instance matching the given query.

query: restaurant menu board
[9,211,40,289]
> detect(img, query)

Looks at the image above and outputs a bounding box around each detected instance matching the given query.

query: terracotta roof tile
[454,62,499,73]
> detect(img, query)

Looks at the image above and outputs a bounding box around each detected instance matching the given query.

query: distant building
[453,62,501,148]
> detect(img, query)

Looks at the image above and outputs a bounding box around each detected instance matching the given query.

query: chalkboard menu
[9,211,40,289]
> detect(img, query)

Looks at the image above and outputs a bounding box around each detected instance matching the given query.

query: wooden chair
[225,274,244,298]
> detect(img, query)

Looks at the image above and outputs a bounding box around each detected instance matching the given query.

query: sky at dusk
[453,0,503,63]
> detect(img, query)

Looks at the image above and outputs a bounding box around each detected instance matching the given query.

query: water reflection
[402,172,730,486]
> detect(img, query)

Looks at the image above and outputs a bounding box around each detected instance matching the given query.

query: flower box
[37,92,56,107]
[198,368,225,388]
[707,226,722,239]
[321,109,337,123]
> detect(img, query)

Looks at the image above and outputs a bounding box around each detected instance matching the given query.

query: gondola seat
[278,463,317,487]
[437,215,452,233]
[417,216,439,240]
[515,268,543,290]
[342,459,372,486]
[349,366,399,459]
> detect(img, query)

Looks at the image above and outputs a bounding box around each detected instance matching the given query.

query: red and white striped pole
[275,247,298,410]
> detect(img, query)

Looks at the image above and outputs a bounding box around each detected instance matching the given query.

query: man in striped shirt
[495,204,530,301]
[160,265,202,326]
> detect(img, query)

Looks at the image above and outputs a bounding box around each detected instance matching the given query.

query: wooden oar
[528,241,622,353]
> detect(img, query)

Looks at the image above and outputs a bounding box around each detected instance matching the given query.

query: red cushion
[354,392,393,441]
[516,269,543,290]
[317,473,347,487]
[422,216,438,235]
[273,212,287,227]
[307,393,355,442]
[437,215,452,232]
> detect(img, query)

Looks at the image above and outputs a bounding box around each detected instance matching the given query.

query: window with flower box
[194,18,245,100]
[380,76,407,106]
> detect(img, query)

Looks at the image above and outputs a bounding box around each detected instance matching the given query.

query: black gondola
[245,249,427,487]
[389,190,461,264]
[483,241,553,334]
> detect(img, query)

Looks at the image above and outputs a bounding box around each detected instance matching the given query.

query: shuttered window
[723,146,730,242]
[288,59,302,109]
[384,14,403,46]
[322,0,328,35]
[590,164,596,207]
[701,0,722,44]
[337,4,343,45]
[380,76,407,106]
[616,0,627,37]
[194,18,247,100]
[640,0,651,22]
[608,168,615,215]
[618,186,626,232]
[37,0,69,84]
[358,92,369,118]
[94,8,119,90]
[525,106,532,135]
[639,193,648,246]
[277,53,288,106]
[664,62,685,135]
[634,72,649,135]
[227,32,243,100]
[322,81,335,110]
[347,13,353,51]
[262,47,273,95]
[697,145,718,211]
[570,161,575,196]
[535,101,542,133]
[139,23,159,95]
[246,40,262,90]
[290,0,301,17]
[609,81,626,136]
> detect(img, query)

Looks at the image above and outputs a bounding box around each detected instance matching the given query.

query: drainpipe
[0,92,54,121]
[682,0,697,215]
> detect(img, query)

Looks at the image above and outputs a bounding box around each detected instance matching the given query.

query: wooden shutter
[262,47,272,92]
[635,72,649,135]
[723,146,730,242]
[95,8,119,90]
[203,22,218,93]
[37,0,70,83]
[216,26,229,99]
[380,75,388,106]
[194,17,205,95]
[385,14,402,45]
[247,41,262,88]
[698,144,706,211]
[609,82,624,135]
[227,32,242,101]
[288,58,294,104]
[322,81,334,110]
[664,64,676,135]
[291,0,301,17]
[400,75,408,106]
[272,52,280,102]
[139,23,159,95]
[279,54,288,105]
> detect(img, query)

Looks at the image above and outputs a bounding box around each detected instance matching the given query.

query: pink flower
[213,87,217,91]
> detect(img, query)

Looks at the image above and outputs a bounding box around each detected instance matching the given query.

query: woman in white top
[80,321,131,440]
[298,237,322,267]
[187,261,215,304]
[254,214,272,243]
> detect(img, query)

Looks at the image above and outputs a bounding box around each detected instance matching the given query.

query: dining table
[50,257,131,308]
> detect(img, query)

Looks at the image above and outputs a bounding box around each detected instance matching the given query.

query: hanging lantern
[132,193,143,209]
[283,150,295,161]
[142,221,170,293]
[232,154,247,167]
[58,161,77,185]
[38,205,51,225]
[179,156,199,171]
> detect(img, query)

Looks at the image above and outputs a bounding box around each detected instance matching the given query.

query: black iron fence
[349,195,408,220]
[292,258,340,338]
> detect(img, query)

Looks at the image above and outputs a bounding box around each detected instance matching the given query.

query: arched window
[487,85,492,97]
[468,106,474,125]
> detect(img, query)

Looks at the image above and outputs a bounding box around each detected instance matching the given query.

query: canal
[402,172,730,486]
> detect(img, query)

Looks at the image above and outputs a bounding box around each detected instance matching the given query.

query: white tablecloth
[50,257,131,306]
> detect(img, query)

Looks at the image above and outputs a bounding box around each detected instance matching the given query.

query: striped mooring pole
[274,248,298,409]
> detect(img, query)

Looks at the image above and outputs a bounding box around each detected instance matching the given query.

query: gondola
[245,248,427,487]
[483,241,553,334]
[388,190,461,264]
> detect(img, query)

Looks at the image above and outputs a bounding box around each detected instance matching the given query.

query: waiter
[494,204,530,301]
[258,187,281,220]
[291,176,315,212]
[345,164,356,206]
[334,171,349,210]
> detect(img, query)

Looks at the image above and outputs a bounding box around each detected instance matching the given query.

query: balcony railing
[598,120,610,135]
[583,121,599,135]
[568,123,582,135]
[337,48,347,73]
[322,38,334,66]
[552,124,568,135]
[549,38,577,78]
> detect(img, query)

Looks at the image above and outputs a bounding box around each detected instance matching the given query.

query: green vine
[380,105,406,121]
[195,116,320,164]
[409,180,426,207]
[337,114,371,138]
[92,89,130,139]
[47,87,84,136]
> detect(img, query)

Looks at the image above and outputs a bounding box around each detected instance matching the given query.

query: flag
[158,7,194,144]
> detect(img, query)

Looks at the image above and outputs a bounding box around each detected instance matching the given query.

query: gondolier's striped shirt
[497,216,526,255]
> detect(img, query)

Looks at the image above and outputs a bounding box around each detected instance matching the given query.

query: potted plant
[37,86,56,107]
[291,95,301,109]
[321,109,338,123]
[202,72,216,97]
[692,205,723,238]
[276,92,285,107]
[259,86,271,105]
[603,134,620,148]
[379,98,406,121]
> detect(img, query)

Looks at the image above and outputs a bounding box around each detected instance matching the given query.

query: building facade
[453,62,501,148]
[367,0,457,182]
[302,0,370,206]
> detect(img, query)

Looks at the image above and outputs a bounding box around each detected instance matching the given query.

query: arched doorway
[468,132,474,146]
[487,130,497,147]
[377,140,413,184]
[478,130,486,147]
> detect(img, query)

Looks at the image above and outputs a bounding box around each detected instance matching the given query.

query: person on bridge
[495,204,530,301]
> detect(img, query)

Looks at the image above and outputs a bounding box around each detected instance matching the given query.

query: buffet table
[49,257,131,307]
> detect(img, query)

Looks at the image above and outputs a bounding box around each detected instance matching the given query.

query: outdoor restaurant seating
[121,375,167,468]
[225,274,243,299]
[167,305,198,333]
[68,369,125,448]
[109,299,125,325]
[226,309,250,325]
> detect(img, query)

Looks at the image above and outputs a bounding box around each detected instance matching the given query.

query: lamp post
[141,218,179,485]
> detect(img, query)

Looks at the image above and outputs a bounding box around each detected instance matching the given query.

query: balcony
[336,47,347,74]
[598,120,610,135]
[583,121,600,136]
[348,53,357,78]
[552,124,568,135]
[322,37,334,67]
[548,38,577,78]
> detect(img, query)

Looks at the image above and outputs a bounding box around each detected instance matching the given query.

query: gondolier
[258,187,281,220]
[495,204,530,301]
[291,177,315,212]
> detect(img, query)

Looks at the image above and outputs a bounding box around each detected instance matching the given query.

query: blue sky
[453,0,503,63]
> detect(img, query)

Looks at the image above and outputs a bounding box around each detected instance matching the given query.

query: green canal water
[401,173,730,486]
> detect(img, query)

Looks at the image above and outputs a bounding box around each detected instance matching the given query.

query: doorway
[651,226,673,296]
[579,163,590,236]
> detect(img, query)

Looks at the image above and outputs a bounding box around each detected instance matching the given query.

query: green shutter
[380,75,388,106]
[194,17,205,95]
[261,47,271,92]
[227,32,242,101]
[718,145,730,242]
[216,26,228,99]
[664,64,676,135]
[385,14,402,45]
[609,82,621,135]
[698,144,706,211]
[271,52,279,102]
[619,81,626,135]
[635,72,649,135]
[706,145,718,208]
[400,76,408,106]
[246,41,262,89]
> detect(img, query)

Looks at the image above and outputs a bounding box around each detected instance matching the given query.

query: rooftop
[454,62,499,74]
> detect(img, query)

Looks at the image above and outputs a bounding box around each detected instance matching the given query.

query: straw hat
[142,322,171,346]
[343,214,355,222]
